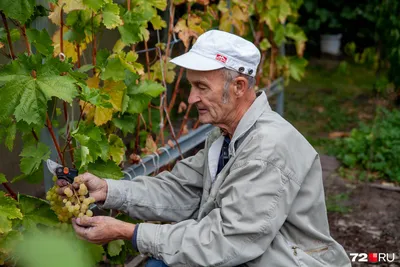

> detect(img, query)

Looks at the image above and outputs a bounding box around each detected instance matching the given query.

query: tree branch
[0,12,15,59]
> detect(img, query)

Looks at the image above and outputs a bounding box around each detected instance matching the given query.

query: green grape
[47,177,95,223]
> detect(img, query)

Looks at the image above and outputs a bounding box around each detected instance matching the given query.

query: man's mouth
[197,108,208,114]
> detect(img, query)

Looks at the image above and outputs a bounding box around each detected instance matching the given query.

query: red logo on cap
[215,54,227,63]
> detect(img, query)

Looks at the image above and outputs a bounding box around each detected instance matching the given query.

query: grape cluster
[46,176,95,223]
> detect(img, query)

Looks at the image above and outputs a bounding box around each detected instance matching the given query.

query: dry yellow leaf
[94,106,113,126]
[59,0,86,13]
[142,134,158,155]
[52,27,87,63]
[86,76,100,88]
[48,4,62,26]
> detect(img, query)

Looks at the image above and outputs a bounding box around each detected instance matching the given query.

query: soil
[321,155,400,267]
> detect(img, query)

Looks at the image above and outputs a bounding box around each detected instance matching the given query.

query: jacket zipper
[305,246,329,254]
[292,246,329,256]
[292,246,298,256]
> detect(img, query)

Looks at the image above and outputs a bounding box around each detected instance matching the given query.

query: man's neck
[219,93,257,137]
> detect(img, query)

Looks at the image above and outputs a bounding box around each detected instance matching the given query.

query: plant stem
[0,12,15,59]
[178,103,193,138]
[2,182,17,199]
[31,129,39,141]
[127,0,131,11]
[164,106,184,159]
[193,118,200,129]
[91,12,97,75]
[76,43,81,67]
[144,40,153,130]
[46,113,65,165]
[21,25,31,55]
[134,114,140,153]
[167,45,189,114]
[60,7,64,54]
[267,31,278,87]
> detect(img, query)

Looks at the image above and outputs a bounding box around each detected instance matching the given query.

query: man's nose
[188,89,200,105]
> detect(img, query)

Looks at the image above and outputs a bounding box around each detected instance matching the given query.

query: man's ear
[233,77,248,97]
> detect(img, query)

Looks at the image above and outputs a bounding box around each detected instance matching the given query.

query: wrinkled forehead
[186,69,225,84]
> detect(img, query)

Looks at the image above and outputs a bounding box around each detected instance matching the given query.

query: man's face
[186,69,234,125]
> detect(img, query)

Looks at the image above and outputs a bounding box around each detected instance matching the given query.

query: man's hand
[72,216,136,244]
[56,172,108,203]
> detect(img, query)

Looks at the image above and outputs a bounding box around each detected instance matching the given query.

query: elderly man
[60,30,351,266]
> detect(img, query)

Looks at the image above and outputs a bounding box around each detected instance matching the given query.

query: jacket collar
[229,91,271,156]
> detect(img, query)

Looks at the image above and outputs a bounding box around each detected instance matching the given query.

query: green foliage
[332,108,400,182]
[0,0,36,25]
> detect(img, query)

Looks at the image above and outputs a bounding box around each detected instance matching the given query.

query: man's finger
[72,219,89,240]
[56,179,68,187]
[56,186,67,195]
[76,216,96,227]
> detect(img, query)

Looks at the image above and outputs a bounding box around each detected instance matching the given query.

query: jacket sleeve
[99,149,205,222]
[136,158,302,266]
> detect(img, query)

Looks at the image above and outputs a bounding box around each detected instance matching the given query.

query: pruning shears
[46,159,79,184]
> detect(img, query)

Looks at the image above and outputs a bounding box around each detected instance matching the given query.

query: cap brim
[170,51,225,71]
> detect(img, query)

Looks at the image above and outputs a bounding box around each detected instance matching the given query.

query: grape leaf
[126,80,164,114]
[0,191,23,234]
[87,159,123,179]
[112,114,137,136]
[52,27,87,63]
[148,0,167,11]
[94,106,113,126]
[150,57,176,83]
[0,57,78,125]
[59,0,86,13]
[72,125,109,168]
[26,28,53,56]
[0,173,6,183]
[108,134,125,164]
[18,194,59,230]
[102,3,123,29]
[107,239,124,257]
[83,0,105,11]
[288,57,307,81]
[0,28,20,43]
[118,23,145,45]
[48,4,62,25]
[126,94,152,114]
[0,0,35,24]
[15,230,97,267]
[129,80,166,97]
[101,55,126,81]
[4,123,16,151]
[20,142,50,175]
[0,230,22,254]
[82,241,105,264]
[150,15,167,30]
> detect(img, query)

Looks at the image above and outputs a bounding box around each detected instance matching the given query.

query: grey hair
[221,68,256,103]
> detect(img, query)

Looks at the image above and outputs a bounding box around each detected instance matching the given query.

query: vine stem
[167,45,189,114]
[0,12,15,59]
[178,103,193,138]
[267,31,278,87]
[2,183,17,200]
[46,113,65,165]
[91,12,97,75]
[60,7,64,54]
[134,114,140,153]
[21,25,31,55]
[144,40,153,130]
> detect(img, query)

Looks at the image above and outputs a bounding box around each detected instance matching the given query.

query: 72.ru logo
[349,253,397,263]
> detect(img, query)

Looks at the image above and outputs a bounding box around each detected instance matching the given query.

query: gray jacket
[102,92,351,267]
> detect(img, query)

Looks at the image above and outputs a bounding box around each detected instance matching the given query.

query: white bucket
[320,34,342,56]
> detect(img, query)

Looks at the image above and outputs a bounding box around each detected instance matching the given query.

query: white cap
[170,30,261,77]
